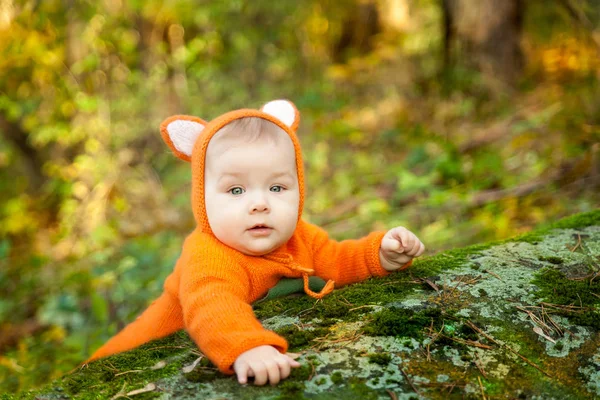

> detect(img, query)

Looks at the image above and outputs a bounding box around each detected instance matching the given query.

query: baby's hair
[211,117,288,147]
[205,117,296,168]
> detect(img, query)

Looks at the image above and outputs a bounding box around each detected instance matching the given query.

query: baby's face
[204,135,300,256]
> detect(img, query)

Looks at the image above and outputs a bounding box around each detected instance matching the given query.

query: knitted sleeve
[178,247,288,375]
[304,221,392,287]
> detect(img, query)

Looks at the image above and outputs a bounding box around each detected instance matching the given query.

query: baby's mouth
[247,224,273,236]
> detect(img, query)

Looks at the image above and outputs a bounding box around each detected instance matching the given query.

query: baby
[87,100,425,386]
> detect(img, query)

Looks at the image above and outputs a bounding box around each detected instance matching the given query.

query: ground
[11,210,600,400]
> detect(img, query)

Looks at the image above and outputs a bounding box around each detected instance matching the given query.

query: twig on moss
[447,382,458,393]
[418,381,465,389]
[109,382,128,400]
[516,306,556,337]
[474,352,488,378]
[308,360,316,381]
[541,304,571,337]
[436,276,468,305]
[449,275,467,297]
[348,304,380,312]
[569,234,582,252]
[441,334,494,350]
[478,376,487,400]
[425,321,445,361]
[484,269,503,282]
[298,301,320,317]
[126,383,156,397]
[463,276,483,285]
[114,369,143,377]
[311,330,363,351]
[146,345,189,352]
[400,367,421,396]
[464,321,495,343]
[338,296,354,307]
[423,278,440,292]
[465,321,551,377]
[546,313,569,337]
[386,389,398,400]
[539,302,591,312]
[566,269,600,281]
[309,332,332,350]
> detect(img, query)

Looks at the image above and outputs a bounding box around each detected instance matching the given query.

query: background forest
[0,0,599,394]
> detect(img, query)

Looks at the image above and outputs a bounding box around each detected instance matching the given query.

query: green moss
[277,381,305,399]
[538,256,564,264]
[533,268,600,307]
[184,369,218,383]
[517,210,600,243]
[320,302,351,318]
[481,378,505,395]
[347,377,380,399]
[331,371,344,385]
[275,325,329,350]
[443,324,456,335]
[549,210,600,230]
[362,307,443,339]
[253,238,500,326]
[554,342,564,351]
[367,353,392,366]
[567,310,600,329]
[457,324,478,341]
[33,332,200,399]
[198,356,214,368]
[288,363,312,381]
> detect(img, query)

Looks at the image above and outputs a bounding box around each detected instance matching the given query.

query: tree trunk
[332,0,381,62]
[442,0,524,85]
[0,115,47,190]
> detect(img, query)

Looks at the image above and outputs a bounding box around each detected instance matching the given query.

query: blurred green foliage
[0,0,599,395]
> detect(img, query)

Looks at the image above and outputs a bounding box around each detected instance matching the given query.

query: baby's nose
[252,203,268,212]
[250,195,270,213]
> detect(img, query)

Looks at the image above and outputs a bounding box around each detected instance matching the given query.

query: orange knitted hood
[159,100,305,235]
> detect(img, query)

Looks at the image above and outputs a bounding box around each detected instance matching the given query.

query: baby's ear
[261,100,300,132]
[160,115,207,162]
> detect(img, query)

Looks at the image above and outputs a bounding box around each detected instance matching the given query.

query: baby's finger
[389,227,406,242]
[287,357,301,368]
[382,235,403,253]
[416,241,425,257]
[400,230,415,252]
[264,359,281,385]
[406,239,422,256]
[235,362,249,384]
[250,362,268,386]
[276,355,292,380]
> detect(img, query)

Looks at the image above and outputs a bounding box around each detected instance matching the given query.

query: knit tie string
[302,273,335,299]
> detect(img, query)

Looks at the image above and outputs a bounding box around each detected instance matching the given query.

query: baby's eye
[229,187,245,195]
[270,185,284,192]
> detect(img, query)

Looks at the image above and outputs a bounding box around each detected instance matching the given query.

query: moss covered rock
[13,210,600,399]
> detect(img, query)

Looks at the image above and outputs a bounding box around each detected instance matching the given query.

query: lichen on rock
[18,210,600,399]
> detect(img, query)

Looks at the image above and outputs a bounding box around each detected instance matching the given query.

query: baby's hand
[379,227,425,271]
[233,345,301,386]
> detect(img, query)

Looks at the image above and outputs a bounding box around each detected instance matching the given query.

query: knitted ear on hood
[160,115,207,162]
[159,99,305,234]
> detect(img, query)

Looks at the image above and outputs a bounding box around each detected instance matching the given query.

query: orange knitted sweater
[87,100,410,374]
